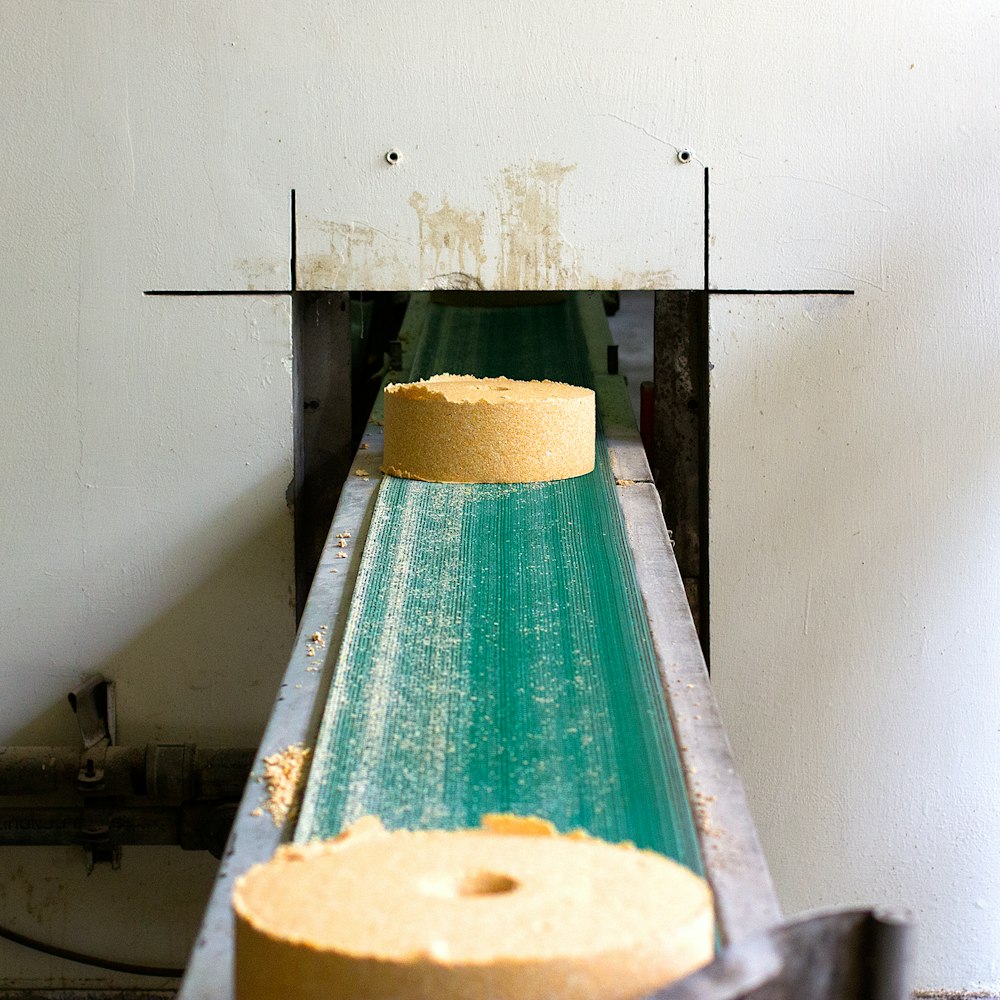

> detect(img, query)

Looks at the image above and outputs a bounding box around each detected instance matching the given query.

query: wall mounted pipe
[0,746,254,801]
[0,802,239,857]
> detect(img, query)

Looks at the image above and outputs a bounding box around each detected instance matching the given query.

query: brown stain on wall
[236,257,285,290]
[602,268,677,290]
[298,161,677,291]
[496,161,578,289]
[299,220,408,290]
[409,193,486,285]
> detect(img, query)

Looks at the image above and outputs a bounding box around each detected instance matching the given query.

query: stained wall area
[1,0,997,992]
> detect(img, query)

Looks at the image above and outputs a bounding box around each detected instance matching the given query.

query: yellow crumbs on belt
[252,745,312,828]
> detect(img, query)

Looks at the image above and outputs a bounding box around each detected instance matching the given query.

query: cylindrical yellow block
[233,816,714,1000]
[382,374,595,483]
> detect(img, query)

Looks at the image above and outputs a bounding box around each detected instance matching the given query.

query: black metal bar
[0,806,175,847]
[1,805,181,847]
[142,287,855,298]
[292,292,354,617]
[143,289,291,296]
[711,288,855,296]
[290,188,297,292]
[652,286,711,658]
[699,167,712,662]
[703,167,710,300]
[0,802,238,856]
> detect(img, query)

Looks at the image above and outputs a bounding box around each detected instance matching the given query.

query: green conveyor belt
[296,293,702,873]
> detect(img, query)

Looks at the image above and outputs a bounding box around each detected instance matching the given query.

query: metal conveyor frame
[178,292,785,1000]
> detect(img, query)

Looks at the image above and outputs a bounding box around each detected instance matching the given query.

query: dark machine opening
[291,289,709,660]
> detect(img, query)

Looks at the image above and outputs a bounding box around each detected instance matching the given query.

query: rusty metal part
[0,745,254,801]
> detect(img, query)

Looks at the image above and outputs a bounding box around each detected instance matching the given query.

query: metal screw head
[385,149,401,165]
[677,148,692,164]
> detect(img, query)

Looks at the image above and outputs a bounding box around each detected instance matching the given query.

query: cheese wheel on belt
[382,374,595,483]
[232,815,713,1000]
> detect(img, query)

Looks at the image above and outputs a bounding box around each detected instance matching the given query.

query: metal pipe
[0,745,254,801]
[0,806,178,847]
[0,802,238,856]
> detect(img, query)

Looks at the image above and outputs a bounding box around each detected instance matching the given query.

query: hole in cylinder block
[457,870,520,896]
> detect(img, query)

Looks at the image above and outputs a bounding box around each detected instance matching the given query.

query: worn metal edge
[599,380,656,484]
[175,423,385,1000]
[616,481,782,945]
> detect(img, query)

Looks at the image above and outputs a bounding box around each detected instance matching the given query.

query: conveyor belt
[296,294,702,871]
[178,293,780,1000]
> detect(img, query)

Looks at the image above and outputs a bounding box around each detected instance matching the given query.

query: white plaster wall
[0,1,705,297]
[702,1,1000,992]
[0,2,295,986]
[2,0,997,992]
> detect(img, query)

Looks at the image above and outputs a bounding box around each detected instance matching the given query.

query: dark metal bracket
[68,675,118,867]
[68,674,116,751]
[645,907,913,1000]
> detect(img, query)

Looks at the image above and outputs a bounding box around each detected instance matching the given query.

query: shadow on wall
[0,840,218,986]
[710,288,1000,985]
[5,479,295,749]
[0,478,296,987]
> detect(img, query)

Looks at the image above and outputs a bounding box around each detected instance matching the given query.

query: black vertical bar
[292,292,353,619]
[653,292,703,629]
[290,189,297,293]
[703,167,710,299]
[700,168,711,666]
